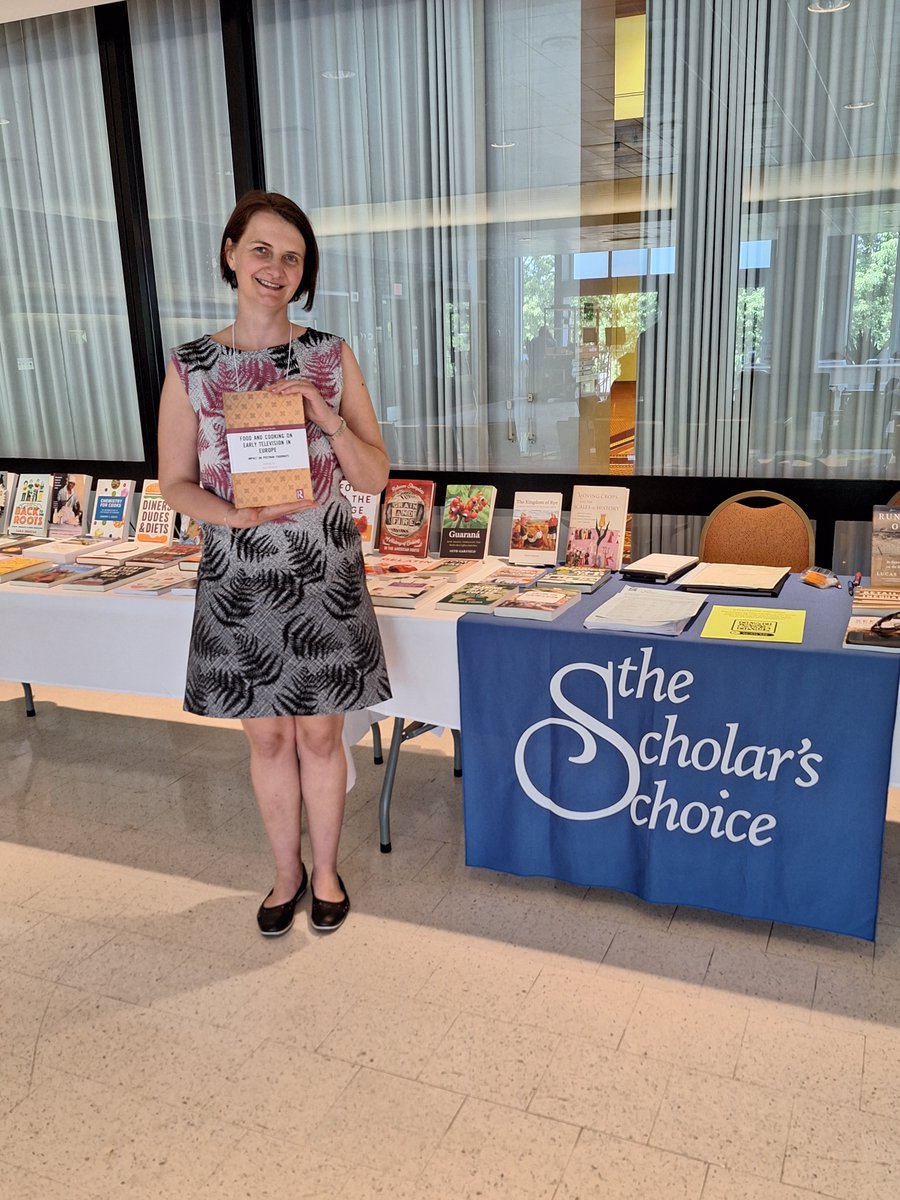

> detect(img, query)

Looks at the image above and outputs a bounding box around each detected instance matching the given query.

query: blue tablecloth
[458,576,900,939]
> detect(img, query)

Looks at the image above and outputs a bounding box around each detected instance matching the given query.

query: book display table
[3,570,900,939]
[458,576,900,940]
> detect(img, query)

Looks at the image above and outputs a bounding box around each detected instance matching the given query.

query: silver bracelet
[324,416,347,441]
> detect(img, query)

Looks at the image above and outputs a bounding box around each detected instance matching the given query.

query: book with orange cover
[223,391,313,508]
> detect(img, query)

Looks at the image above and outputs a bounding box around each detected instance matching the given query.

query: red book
[377,479,435,557]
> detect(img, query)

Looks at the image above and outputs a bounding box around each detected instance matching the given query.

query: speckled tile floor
[1,679,899,1199]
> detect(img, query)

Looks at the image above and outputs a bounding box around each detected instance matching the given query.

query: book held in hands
[565,485,629,570]
[378,479,435,557]
[223,390,313,507]
[438,484,497,560]
[508,491,563,566]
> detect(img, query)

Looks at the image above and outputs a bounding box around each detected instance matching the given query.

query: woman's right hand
[227,500,316,529]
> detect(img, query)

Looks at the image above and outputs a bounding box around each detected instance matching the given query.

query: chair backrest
[699,490,815,573]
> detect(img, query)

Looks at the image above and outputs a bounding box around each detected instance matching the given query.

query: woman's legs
[242,712,348,906]
[294,713,347,903]
[242,716,304,906]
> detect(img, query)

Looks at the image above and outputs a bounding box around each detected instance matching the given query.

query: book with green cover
[438,484,497,560]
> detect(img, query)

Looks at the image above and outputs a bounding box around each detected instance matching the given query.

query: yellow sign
[700,606,807,644]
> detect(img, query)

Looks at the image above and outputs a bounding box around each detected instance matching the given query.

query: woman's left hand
[267,377,341,438]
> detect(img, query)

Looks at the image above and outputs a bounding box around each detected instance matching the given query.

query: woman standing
[158,191,391,936]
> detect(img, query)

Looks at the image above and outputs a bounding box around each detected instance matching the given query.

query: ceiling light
[0,119,9,126]
[490,141,516,149]
[320,69,356,80]
[808,0,850,11]
[844,99,874,110]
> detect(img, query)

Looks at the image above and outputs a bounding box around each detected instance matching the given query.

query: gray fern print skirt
[184,501,391,719]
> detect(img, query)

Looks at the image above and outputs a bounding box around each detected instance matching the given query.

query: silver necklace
[228,322,297,391]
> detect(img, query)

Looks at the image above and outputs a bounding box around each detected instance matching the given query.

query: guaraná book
[565,485,629,571]
[7,474,53,537]
[871,506,900,588]
[438,484,497,560]
[508,491,563,566]
[223,390,313,507]
[378,479,435,557]
[89,479,136,540]
[340,479,381,552]
[48,473,92,538]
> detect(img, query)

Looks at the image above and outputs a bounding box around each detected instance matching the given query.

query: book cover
[844,614,900,652]
[365,574,449,608]
[851,586,900,615]
[0,556,48,582]
[0,471,18,533]
[111,566,186,596]
[364,554,435,576]
[223,390,313,507]
[871,506,900,588]
[435,581,518,612]
[13,563,101,588]
[170,576,199,596]
[48,473,92,538]
[7,474,53,537]
[508,491,563,566]
[565,485,629,570]
[438,484,497,560]
[485,564,548,588]
[493,587,582,621]
[177,513,203,545]
[129,543,199,566]
[0,536,54,554]
[536,566,612,594]
[177,551,202,573]
[28,535,102,564]
[75,542,158,566]
[340,480,381,552]
[378,479,436,557]
[134,480,176,545]
[59,561,159,592]
[89,479,136,540]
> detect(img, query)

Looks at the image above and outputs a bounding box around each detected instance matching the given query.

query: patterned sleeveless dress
[171,329,391,720]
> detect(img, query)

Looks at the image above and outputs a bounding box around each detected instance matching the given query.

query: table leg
[370,719,383,765]
[452,728,462,777]
[378,717,406,852]
[21,682,35,717]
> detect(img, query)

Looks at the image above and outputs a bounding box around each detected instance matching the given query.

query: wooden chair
[699,490,815,573]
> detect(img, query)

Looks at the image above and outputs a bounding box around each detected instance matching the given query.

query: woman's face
[225,211,306,311]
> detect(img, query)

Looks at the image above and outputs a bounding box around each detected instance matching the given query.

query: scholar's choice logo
[513,651,824,847]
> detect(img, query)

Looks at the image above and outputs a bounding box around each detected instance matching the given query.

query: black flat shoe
[310,873,350,933]
[256,863,308,937]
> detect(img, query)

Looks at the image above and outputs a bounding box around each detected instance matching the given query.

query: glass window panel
[129,0,235,355]
[0,11,142,460]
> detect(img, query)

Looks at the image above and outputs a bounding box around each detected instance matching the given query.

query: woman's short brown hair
[219,190,319,311]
